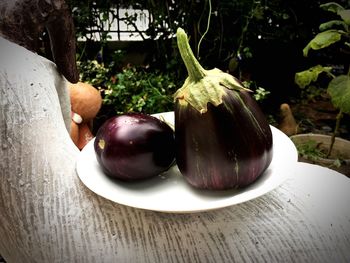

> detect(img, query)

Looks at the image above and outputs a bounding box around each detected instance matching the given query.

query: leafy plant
[295,139,343,168]
[78,59,177,115]
[241,80,271,101]
[102,66,177,114]
[294,2,350,157]
[253,87,271,101]
[295,140,328,161]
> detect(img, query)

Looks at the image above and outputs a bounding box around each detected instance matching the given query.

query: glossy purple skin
[94,113,175,181]
[175,89,273,190]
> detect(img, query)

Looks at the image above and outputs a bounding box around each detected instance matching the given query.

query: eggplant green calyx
[175,27,250,113]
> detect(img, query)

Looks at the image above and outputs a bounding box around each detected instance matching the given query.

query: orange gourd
[68,82,102,150]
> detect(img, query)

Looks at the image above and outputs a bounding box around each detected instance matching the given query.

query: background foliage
[64,0,349,119]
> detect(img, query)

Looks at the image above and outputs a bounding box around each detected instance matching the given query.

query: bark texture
[1,37,350,262]
[0,0,78,83]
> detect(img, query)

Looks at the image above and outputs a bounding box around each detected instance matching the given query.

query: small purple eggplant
[174,28,273,190]
[94,113,175,181]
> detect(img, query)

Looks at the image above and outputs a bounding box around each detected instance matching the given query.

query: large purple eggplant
[94,113,175,181]
[174,28,273,190]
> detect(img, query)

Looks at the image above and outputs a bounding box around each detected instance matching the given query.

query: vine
[197,0,212,59]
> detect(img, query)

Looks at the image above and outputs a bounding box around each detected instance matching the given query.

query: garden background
[35,0,350,138]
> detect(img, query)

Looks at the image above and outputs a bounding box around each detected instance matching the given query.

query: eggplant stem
[176,28,207,82]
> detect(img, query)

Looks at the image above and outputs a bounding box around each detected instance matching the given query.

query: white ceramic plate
[76,111,298,213]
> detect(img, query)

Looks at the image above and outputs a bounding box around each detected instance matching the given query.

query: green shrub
[103,66,177,114]
[78,59,177,114]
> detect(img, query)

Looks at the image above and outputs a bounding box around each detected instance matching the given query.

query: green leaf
[319,20,348,31]
[320,2,350,25]
[303,30,342,56]
[295,65,333,88]
[320,2,345,14]
[339,10,350,25]
[327,75,350,114]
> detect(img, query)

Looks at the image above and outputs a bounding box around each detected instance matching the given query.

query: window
[77,7,151,42]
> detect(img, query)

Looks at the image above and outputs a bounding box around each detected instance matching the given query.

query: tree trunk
[1,36,350,262]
